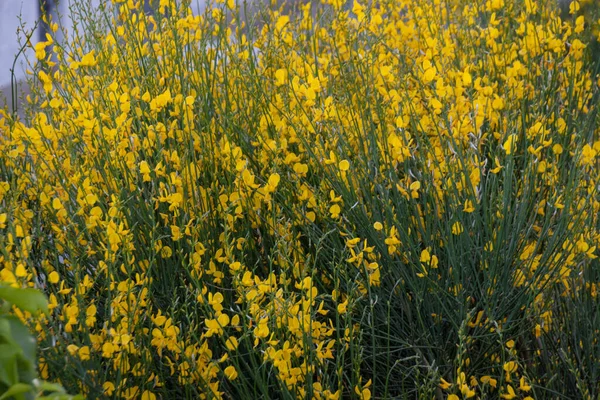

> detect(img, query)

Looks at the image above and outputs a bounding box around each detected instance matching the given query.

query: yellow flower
[500,384,517,399]
[171,225,182,241]
[224,365,238,380]
[503,134,518,155]
[208,292,224,312]
[420,248,431,263]
[534,324,542,338]
[66,344,79,356]
[339,160,350,172]
[330,204,341,219]
[337,299,349,314]
[85,304,97,327]
[38,70,53,93]
[267,173,280,190]
[14,264,27,278]
[141,390,156,400]
[462,70,472,86]
[463,199,475,213]
[354,386,371,400]
[229,261,242,273]
[275,69,287,86]
[422,60,437,83]
[79,50,97,67]
[225,336,239,351]
[103,382,115,396]
[480,376,497,388]
[78,346,91,361]
[205,313,230,337]
[254,318,270,339]
[34,41,47,61]
[102,342,115,358]
[581,144,597,166]
[503,361,518,374]
[439,377,452,389]
[452,221,464,235]
[519,376,531,392]
[52,198,63,210]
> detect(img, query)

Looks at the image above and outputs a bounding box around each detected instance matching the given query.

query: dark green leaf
[0,286,48,315]
[0,344,20,388]
[3,317,36,367]
[0,383,32,400]
[35,382,66,393]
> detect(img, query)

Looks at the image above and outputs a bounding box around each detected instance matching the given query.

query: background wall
[0,1,38,92]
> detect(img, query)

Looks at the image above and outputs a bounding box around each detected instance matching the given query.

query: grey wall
[0,1,38,90]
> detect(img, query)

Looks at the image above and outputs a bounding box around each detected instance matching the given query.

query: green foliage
[0,0,599,398]
[0,284,80,400]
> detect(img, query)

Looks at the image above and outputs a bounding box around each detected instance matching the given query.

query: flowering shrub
[1,0,599,398]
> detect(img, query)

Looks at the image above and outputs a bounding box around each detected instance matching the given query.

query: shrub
[0,0,599,398]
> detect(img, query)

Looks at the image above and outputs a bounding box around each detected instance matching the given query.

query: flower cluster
[1,0,599,398]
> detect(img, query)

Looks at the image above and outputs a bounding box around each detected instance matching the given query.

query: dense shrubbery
[1,0,599,398]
